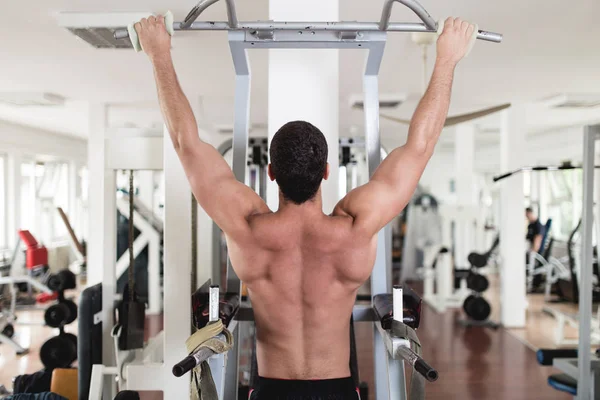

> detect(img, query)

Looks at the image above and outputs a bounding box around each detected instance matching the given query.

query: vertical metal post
[363,36,394,400]
[579,125,600,400]
[227,31,251,295]
[259,165,267,201]
[224,31,252,400]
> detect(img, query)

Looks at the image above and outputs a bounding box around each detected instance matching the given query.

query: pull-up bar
[114,0,503,43]
[493,163,600,182]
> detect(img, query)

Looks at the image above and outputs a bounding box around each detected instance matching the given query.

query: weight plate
[46,274,62,291]
[463,294,476,314]
[40,336,73,369]
[44,303,68,328]
[62,300,78,325]
[466,297,491,321]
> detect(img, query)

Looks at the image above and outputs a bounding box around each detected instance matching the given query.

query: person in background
[525,207,543,252]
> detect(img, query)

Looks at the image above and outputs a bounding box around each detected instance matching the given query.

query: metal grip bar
[181,0,238,29]
[172,347,216,377]
[114,21,502,43]
[380,0,436,31]
[379,0,502,42]
[396,346,439,382]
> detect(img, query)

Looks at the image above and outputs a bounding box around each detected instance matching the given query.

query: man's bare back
[136,13,476,395]
[228,207,376,379]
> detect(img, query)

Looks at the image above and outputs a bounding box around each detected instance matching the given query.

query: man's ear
[323,163,330,181]
[268,164,276,181]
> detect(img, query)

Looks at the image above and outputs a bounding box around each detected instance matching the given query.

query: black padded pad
[191,281,240,329]
[548,373,577,395]
[373,286,422,330]
[536,349,578,366]
[78,283,103,400]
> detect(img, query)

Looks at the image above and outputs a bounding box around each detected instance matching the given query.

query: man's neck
[277,191,324,216]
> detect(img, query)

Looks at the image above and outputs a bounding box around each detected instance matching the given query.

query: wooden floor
[1,291,572,400]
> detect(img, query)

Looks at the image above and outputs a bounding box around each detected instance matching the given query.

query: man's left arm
[136,16,268,238]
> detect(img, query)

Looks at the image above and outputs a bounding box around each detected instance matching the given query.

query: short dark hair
[525,207,534,214]
[269,121,328,205]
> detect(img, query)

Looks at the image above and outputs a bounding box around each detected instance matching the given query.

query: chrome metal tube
[380,0,436,31]
[114,21,503,43]
[181,0,238,29]
[225,0,238,28]
[397,346,439,382]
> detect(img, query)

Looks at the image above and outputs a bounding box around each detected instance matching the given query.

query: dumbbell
[44,299,78,328]
[40,333,77,369]
[46,269,77,292]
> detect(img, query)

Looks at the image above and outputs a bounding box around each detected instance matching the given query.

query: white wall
[0,120,86,163]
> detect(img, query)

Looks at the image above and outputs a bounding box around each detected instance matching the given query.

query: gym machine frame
[552,125,600,400]
[493,126,600,399]
[111,0,501,398]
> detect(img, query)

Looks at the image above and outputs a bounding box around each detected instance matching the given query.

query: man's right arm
[334,18,476,237]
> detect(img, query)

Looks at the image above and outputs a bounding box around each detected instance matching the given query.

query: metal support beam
[578,125,600,400]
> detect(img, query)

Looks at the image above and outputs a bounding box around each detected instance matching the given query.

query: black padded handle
[536,349,578,366]
[415,358,438,382]
[172,356,196,377]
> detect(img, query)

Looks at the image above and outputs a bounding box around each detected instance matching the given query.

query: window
[21,161,72,243]
[20,161,41,233]
[541,169,581,240]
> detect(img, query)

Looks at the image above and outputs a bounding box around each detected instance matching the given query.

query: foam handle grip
[415,358,438,382]
[128,11,174,53]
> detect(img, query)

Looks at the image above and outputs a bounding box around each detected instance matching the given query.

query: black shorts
[249,377,361,400]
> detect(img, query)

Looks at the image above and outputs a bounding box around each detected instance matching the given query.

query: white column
[454,124,476,266]
[6,152,21,248]
[267,0,339,214]
[499,105,527,327]
[162,125,191,398]
[88,103,118,395]
[87,103,109,286]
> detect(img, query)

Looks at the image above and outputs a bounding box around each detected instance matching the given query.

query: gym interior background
[0,0,599,399]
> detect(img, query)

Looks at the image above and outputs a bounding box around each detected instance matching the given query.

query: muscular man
[136,16,475,399]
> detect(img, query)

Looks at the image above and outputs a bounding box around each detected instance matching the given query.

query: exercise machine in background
[494,126,600,400]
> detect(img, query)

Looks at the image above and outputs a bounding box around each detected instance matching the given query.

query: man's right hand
[135,16,172,61]
[436,17,476,66]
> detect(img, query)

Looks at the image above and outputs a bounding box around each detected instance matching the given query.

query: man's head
[268,121,329,205]
[525,207,536,222]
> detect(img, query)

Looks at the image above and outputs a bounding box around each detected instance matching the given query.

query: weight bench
[537,349,600,396]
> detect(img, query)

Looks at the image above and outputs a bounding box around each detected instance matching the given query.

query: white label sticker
[93,311,102,325]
